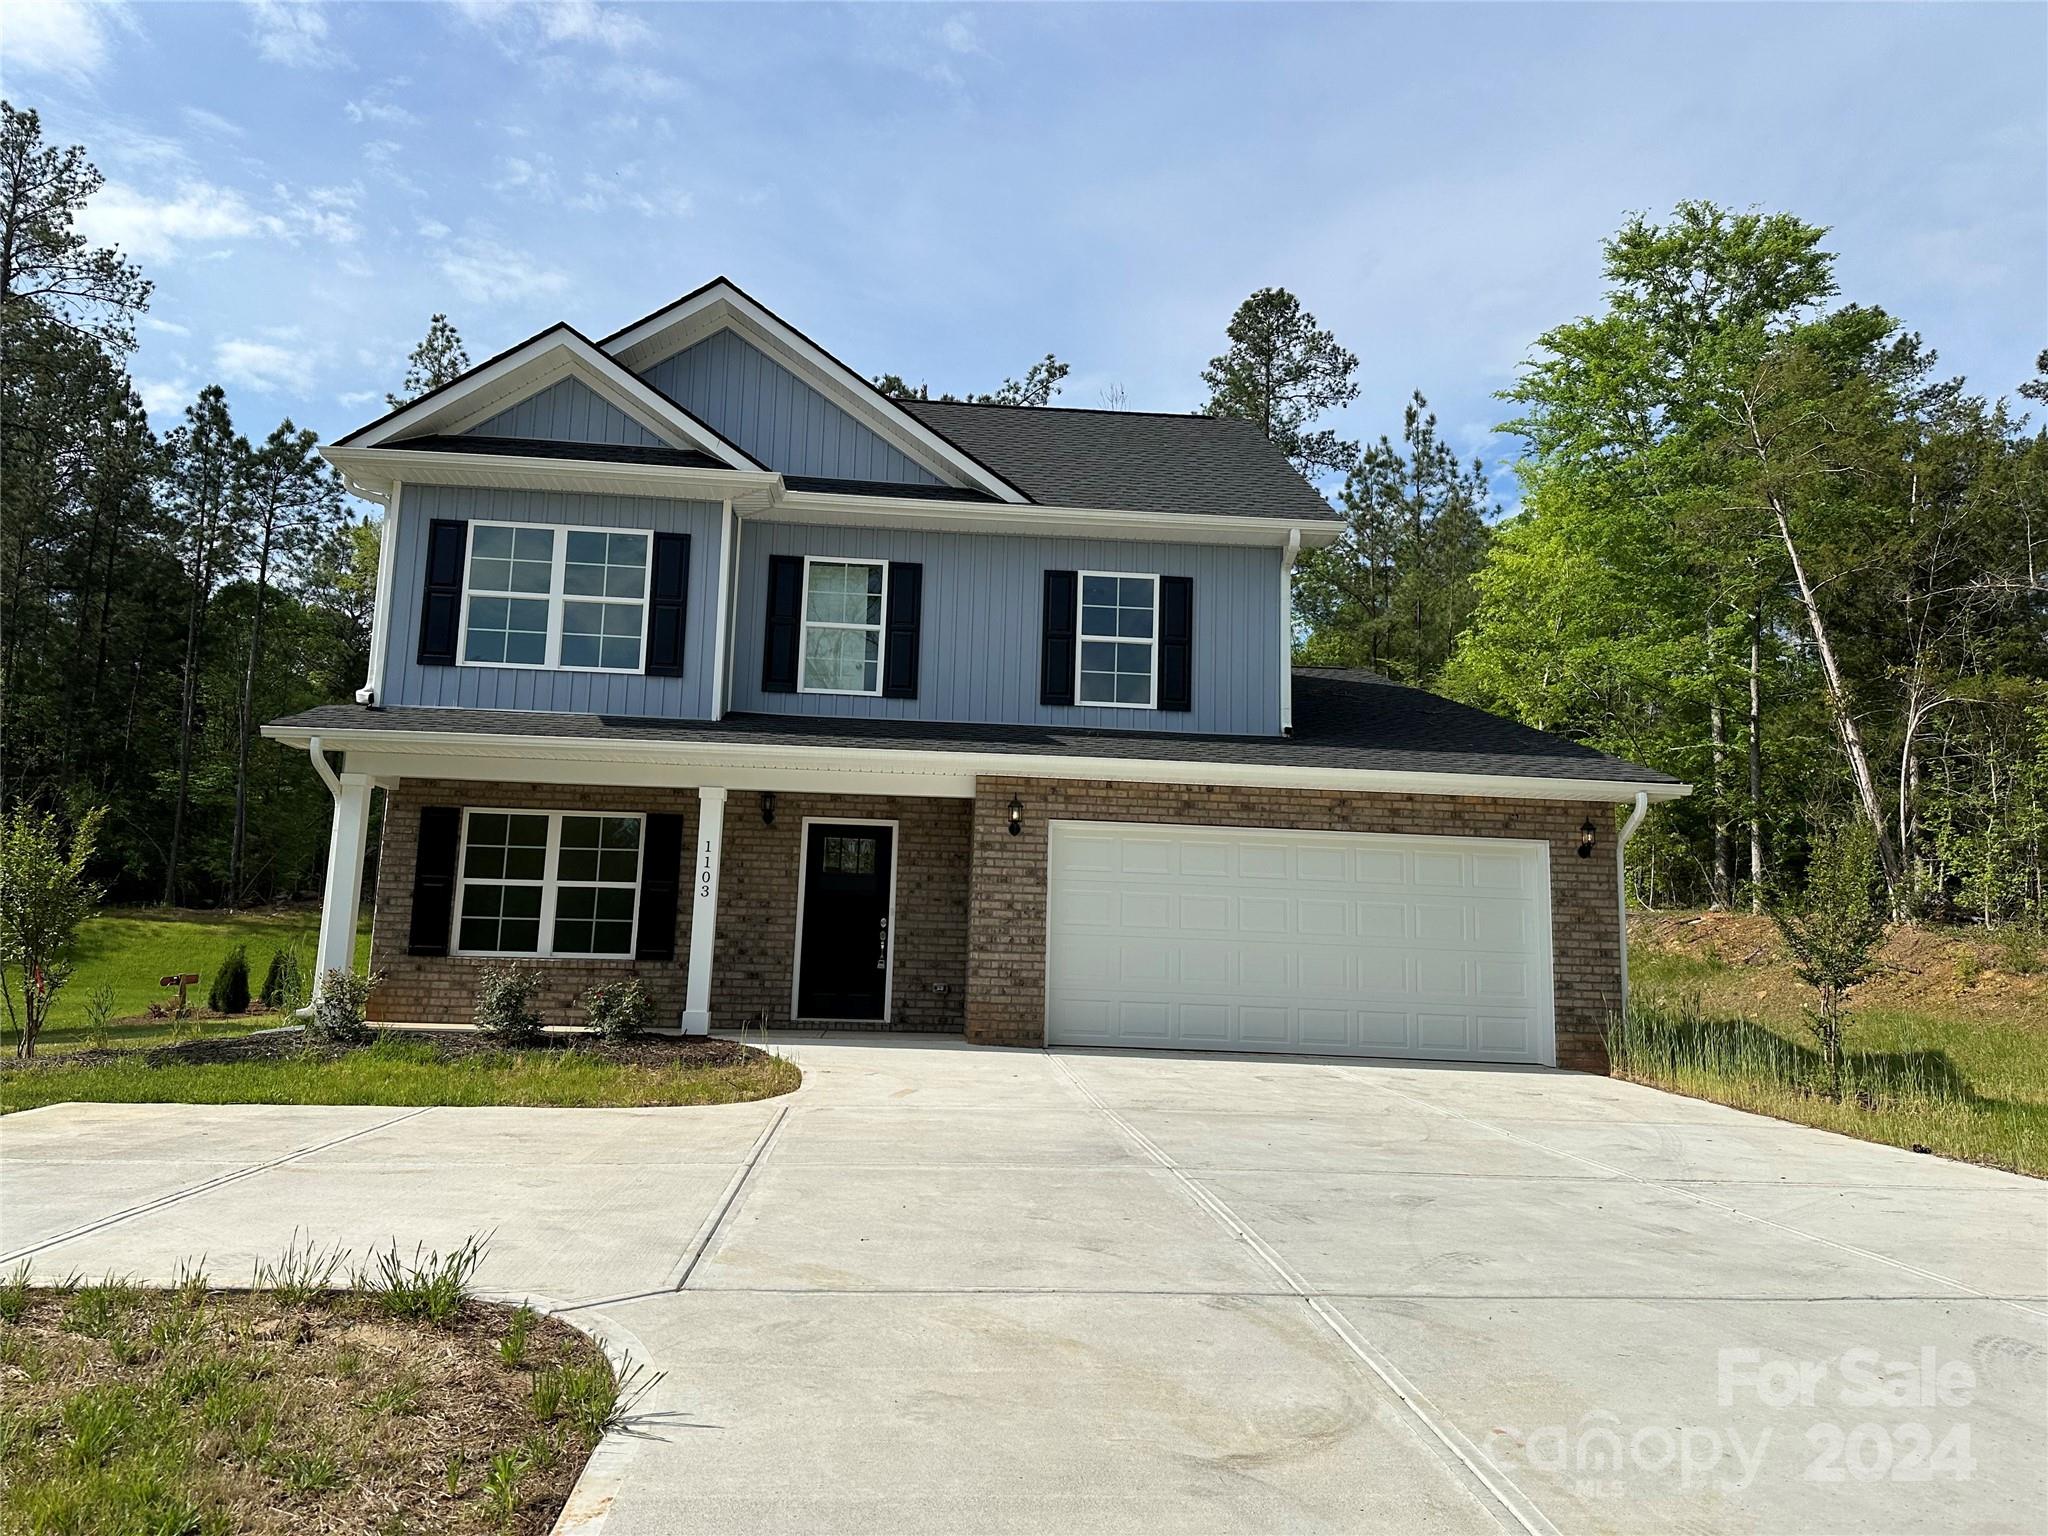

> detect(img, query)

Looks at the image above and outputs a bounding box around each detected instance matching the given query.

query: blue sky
[5,0,2043,508]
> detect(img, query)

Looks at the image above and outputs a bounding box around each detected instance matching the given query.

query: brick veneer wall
[368,780,971,1032]
[709,792,970,1032]
[963,776,1625,1073]
[370,779,700,1027]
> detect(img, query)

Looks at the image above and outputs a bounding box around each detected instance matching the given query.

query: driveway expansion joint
[667,1101,790,1290]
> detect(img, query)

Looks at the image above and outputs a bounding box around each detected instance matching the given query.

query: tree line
[4,99,2039,926]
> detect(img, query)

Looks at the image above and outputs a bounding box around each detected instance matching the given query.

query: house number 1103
[699,839,715,898]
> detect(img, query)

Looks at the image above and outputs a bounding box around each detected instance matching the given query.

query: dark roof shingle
[900,400,1340,522]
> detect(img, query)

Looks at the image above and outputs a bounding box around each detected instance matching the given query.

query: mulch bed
[10,1028,760,1072]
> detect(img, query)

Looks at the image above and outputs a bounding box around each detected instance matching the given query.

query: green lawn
[10,906,372,1054]
[1624,942,2047,1177]
[0,1035,800,1115]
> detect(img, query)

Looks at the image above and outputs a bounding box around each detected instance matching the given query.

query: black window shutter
[761,554,803,693]
[882,561,922,699]
[417,520,467,666]
[635,813,685,961]
[1158,576,1194,712]
[1040,569,1078,706]
[644,532,690,677]
[407,806,462,956]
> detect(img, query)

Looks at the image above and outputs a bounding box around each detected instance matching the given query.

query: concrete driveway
[3,1037,2043,1535]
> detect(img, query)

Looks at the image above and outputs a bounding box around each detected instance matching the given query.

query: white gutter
[320,446,784,509]
[355,481,402,705]
[708,498,733,721]
[1616,790,1650,1018]
[262,720,1690,807]
[1279,527,1301,733]
[297,737,342,1017]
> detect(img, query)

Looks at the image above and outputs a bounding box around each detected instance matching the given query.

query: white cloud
[454,0,650,56]
[437,235,568,305]
[245,0,344,68]
[337,388,380,407]
[263,180,363,243]
[136,377,197,419]
[141,316,192,337]
[415,217,451,240]
[344,94,420,129]
[939,15,987,58]
[180,107,243,138]
[79,181,262,262]
[215,338,314,394]
[489,154,559,200]
[0,0,127,82]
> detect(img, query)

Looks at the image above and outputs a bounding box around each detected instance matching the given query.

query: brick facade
[368,779,969,1032]
[369,773,1622,1071]
[962,776,1623,1073]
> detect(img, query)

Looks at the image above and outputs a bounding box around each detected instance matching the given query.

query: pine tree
[1201,287,1359,481]
[386,313,470,408]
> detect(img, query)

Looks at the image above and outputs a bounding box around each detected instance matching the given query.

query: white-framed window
[799,556,887,695]
[1077,570,1158,708]
[455,809,644,957]
[459,522,651,673]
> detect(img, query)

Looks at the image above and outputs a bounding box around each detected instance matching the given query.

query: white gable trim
[601,279,1031,505]
[334,325,765,472]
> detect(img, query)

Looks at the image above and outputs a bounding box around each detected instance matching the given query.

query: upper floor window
[1077,571,1157,707]
[800,557,887,695]
[456,809,643,957]
[461,522,650,672]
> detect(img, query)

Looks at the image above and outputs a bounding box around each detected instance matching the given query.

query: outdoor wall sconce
[1578,818,1597,858]
[760,792,777,827]
[1008,795,1023,836]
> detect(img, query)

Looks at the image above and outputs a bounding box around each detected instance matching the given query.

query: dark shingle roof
[899,400,1340,522]
[270,670,1675,788]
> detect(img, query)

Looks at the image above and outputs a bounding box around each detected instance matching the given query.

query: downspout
[1279,527,1301,734]
[298,737,342,1017]
[709,498,734,720]
[1616,790,1650,1018]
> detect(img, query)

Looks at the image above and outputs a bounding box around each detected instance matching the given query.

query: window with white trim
[1077,571,1158,707]
[799,557,886,695]
[455,810,644,957]
[461,522,650,672]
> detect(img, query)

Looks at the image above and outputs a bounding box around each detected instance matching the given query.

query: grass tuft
[356,1234,489,1326]
[252,1232,348,1305]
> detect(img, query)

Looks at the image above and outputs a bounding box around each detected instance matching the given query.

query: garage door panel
[1048,823,1555,1066]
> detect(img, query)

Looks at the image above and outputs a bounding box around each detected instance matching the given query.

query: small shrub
[308,968,376,1046]
[1954,951,1982,991]
[82,983,117,1048]
[208,945,252,1014]
[357,1234,488,1326]
[260,947,306,1010]
[474,963,544,1046]
[1994,925,2041,977]
[580,978,653,1041]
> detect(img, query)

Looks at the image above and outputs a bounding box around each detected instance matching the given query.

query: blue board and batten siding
[641,330,942,486]
[464,376,669,447]
[382,485,724,717]
[730,522,1282,735]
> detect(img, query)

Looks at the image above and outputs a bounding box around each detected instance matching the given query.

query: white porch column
[679,786,728,1036]
[315,771,374,990]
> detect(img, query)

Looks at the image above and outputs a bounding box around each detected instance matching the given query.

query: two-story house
[265,278,1686,1070]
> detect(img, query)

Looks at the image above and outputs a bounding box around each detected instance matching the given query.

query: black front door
[796,823,895,1020]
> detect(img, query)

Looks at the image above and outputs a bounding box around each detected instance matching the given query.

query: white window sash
[797,555,888,697]
[456,521,654,675]
[452,808,645,959]
[1074,568,1160,710]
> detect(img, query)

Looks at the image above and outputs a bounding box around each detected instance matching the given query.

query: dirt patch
[1631,910,2047,1026]
[0,1284,615,1534]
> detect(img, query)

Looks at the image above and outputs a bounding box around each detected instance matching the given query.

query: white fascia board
[602,283,1030,505]
[260,720,1691,805]
[339,328,762,471]
[772,489,1342,548]
[320,446,782,509]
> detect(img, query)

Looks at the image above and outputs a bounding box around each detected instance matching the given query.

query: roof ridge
[904,397,1239,424]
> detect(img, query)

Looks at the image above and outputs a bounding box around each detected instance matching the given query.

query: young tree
[0,805,104,1060]
[160,386,248,904]
[385,312,470,408]
[1768,818,1887,1099]
[227,422,345,904]
[1201,287,1359,480]
[1296,391,1493,680]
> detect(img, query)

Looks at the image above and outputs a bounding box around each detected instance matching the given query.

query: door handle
[877,916,889,970]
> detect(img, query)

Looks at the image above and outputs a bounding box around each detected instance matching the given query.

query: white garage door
[1046,822,1556,1064]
